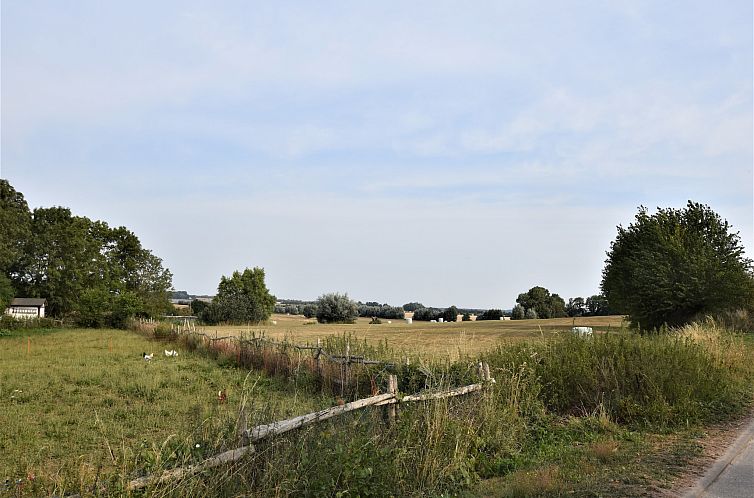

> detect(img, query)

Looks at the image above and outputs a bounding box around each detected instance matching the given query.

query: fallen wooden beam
[127,445,254,491]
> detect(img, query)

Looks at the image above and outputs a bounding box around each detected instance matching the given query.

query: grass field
[3,319,751,497]
[200,314,627,357]
[0,328,329,495]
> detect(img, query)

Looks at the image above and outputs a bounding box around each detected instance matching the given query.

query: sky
[2,1,752,309]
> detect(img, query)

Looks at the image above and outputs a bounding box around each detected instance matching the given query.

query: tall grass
[483,324,752,427]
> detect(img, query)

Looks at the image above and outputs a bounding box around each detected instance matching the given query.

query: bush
[602,201,754,330]
[302,304,317,319]
[442,305,459,322]
[511,304,525,320]
[412,307,440,321]
[316,292,358,324]
[524,308,538,319]
[212,267,276,324]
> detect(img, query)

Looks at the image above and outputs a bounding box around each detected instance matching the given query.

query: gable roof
[10,298,47,307]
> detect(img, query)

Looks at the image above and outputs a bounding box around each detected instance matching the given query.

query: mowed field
[201,314,627,357]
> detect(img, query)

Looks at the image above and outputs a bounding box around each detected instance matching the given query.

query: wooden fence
[127,366,494,491]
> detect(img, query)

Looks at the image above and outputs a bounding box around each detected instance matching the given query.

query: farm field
[0,328,330,495]
[199,314,627,357]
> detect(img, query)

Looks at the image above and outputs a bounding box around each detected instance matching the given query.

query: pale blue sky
[2,1,752,308]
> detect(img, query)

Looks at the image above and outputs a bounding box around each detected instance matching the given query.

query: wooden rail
[127,368,494,491]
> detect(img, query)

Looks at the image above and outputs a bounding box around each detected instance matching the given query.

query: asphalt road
[683,417,754,498]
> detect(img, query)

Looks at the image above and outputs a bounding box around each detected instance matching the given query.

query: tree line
[0,180,173,327]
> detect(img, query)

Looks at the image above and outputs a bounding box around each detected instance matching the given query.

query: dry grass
[503,465,563,497]
[590,440,619,463]
[199,314,626,357]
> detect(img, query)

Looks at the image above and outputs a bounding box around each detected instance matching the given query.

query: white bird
[164,349,178,357]
[142,352,154,361]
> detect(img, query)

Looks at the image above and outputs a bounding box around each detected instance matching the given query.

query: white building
[5,298,47,318]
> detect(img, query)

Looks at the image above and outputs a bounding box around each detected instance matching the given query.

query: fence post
[387,374,398,425]
[483,362,491,382]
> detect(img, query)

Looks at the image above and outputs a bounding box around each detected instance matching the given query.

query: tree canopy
[0,180,172,325]
[601,201,754,330]
[515,286,566,319]
[211,267,276,324]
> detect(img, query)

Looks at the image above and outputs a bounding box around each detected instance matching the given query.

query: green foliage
[516,286,566,319]
[316,292,358,324]
[1,182,172,319]
[602,202,754,330]
[212,267,276,324]
[412,307,441,321]
[524,308,538,319]
[190,299,209,316]
[462,312,472,321]
[358,304,405,319]
[0,180,32,275]
[0,273,14,311]
[478,308,503,321]
[75,288,111,328]
[443,305,459,322]
[402,302,425,312]
[302,304,317,319]
[511,304,525,320]
[483,330,751,427]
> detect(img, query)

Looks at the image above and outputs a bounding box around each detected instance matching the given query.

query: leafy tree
[516,286,566,319]
[524,308,538,319]
[213,267,276,324]
[442,305,459,322]
[402,302,425,312]
[412,307,440,321]
[0,180,31,277]
[602,202,754,330]
[478,309,503,320]
[76,288,111,328]
[316,292,358,324]
[0,274,13,312]
[302,304,317,319]
[190,299,210,316]
[511,304,525,320]
[566,297,586,317]
[462,312,472,321]
[585,294,612,316]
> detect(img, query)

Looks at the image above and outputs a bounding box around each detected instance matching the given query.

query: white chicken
[164,350,178,357]
[142,352,154,361]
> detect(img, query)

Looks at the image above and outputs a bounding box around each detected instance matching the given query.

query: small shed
[6,298,47,318]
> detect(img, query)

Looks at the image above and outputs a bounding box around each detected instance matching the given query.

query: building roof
[10,298,47,307]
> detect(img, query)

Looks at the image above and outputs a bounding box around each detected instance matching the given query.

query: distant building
[5,298,47,318]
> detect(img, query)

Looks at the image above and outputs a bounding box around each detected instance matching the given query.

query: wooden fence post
[387,375,398,425]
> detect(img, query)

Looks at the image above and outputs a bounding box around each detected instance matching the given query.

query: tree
[316,292,358,324]
[511,304,525,320]
[0,180,31,277]
[462,312,471,321]
[585,294,612,316]
[515,286,566,319]
[442,305,459,322]
[0,273,14,311]
[478,308,503,321]
[213,267,276,324]
[566,297,586,317]
[524,308,538,319]
[602,202,754,330]
[302,304,317,319]
[402,302,424,312]
[412,307,440,321]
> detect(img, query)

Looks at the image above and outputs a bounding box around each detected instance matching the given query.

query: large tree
[213,267,276,324]
[601,202,754,330]
[515,286,566,319]
[0,180,31,276]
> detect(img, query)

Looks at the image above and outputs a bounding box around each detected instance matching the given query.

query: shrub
[316,292,358,324]
[511,304,525,320]
[302,304,317,319]
[412,307,440,321]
